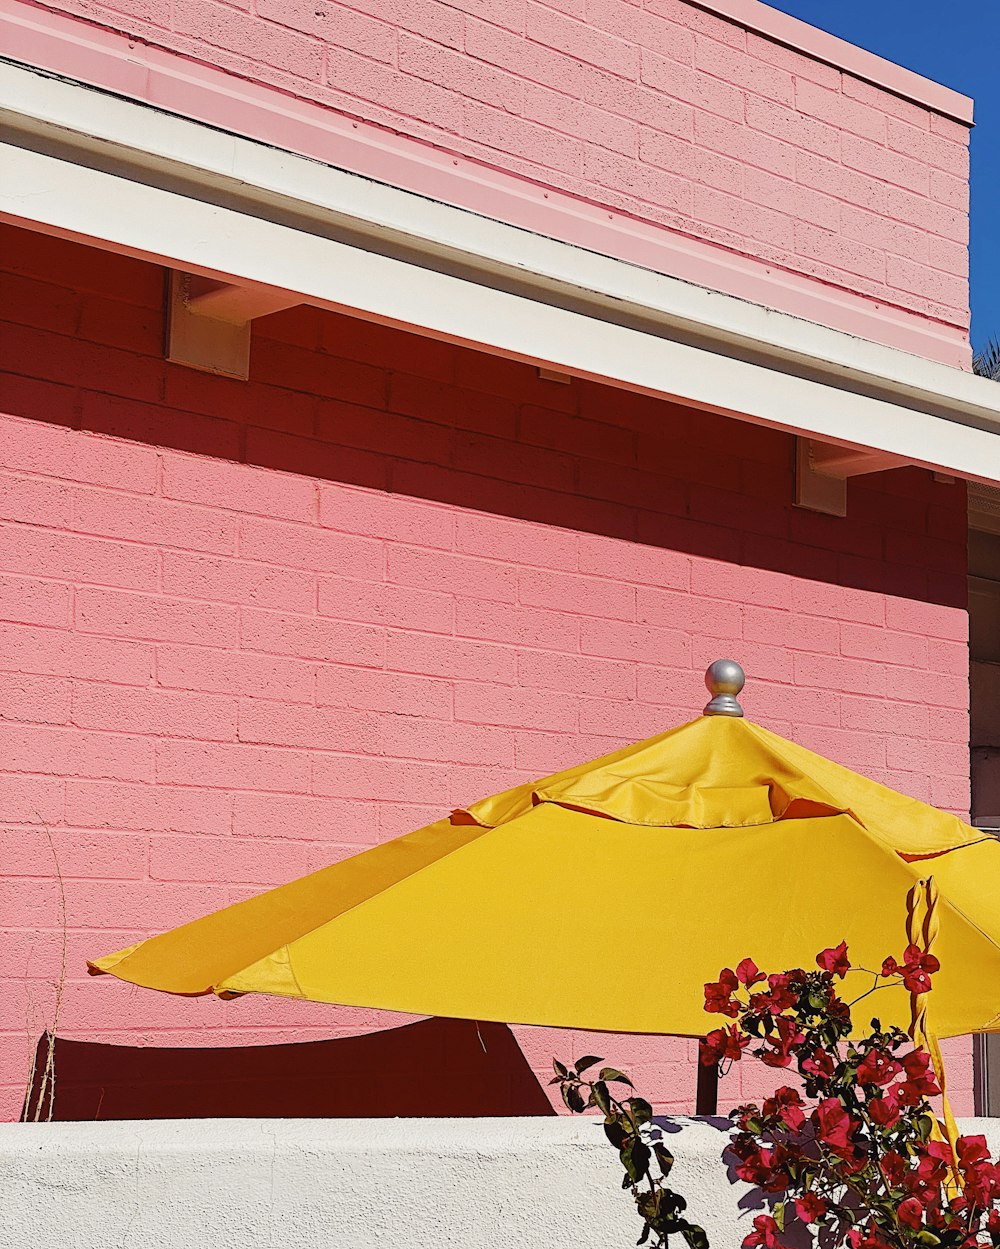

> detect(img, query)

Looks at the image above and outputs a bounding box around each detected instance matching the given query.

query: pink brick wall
[0,223,973,1120]
[21,0,971,344]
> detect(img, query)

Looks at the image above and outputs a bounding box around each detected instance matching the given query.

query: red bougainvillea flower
[704,968,740,1017]
[746,991,775,1017]
[900,945,941,994]
[881,1151,908,1187]
[847,1223,890,1248]
[901,963,933,995]
[814,1098,855,1151]
[736,957,767,988]
[897,1197,924,1229]
[898,1049,941,1101]
[701,1028,727,1066]
[815,941,850,978]
[760,1015,805,1069]
[902,1048,934,1078]
[882,946,941,993]
[742,1214,782,1248]
[856,1049,901,1086]
[956,1135,991,1168]
[759,1047,794,1070]
[794,1192,827,1224]
[837,1152,869,1179]
[908,1141,951,1205]
[867,1088,902,1129]
[827,996,851,1028]
[765,972,798,1013]
[763,1086,805,1132]
[720,1026,751,1062]
[728,1136,796,1193]
[729,1138,776,1188]
[768,1142,804,1187]
[747,981,797,1018]
[955,1136,1000,1205]
[702,1024,749,1065]
[731,1104,759,1132]
[801,1047,834,1081]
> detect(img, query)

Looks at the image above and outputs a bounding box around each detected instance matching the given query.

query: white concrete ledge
[1,1117,998,1249]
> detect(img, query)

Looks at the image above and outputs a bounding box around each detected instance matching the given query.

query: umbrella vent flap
[520,781,844,829]
[461,715,850,830]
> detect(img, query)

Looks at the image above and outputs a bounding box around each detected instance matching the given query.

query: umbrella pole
[695,1042,719,1115]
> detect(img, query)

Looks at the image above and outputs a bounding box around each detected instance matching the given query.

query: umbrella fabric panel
[745,722,985,855]
[90,818,488,994]
[217,805,1000,1039]
[913,838,1000,952]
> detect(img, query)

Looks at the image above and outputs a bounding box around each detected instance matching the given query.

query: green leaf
[575,1055,603,1073]
[561,1083,586,1114]
[600,1067,633,1086]
[591,1081,612,1118]
[681,1226,709,1249]
[636,1191,659,1223]
[916,1114,934,1142]
[626,1096,653,1126]
[915,1234,941,1247]
[653,1142,674,1177]
[660,1190,686,1217]
[636,1224,650,1246]
[604,1120,627,1149]
[552,1059,569,1078]
[621,1139,651,1182]
[773,1203,785,1233]
[973,336,1000,380]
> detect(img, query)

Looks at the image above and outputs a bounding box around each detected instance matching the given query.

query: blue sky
[765,0,999,354]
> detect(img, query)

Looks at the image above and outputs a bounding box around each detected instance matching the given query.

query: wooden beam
[795,437,907,516]
[166,271,300,379]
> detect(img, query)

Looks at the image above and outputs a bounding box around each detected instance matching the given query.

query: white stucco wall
[2,1117,998,1249]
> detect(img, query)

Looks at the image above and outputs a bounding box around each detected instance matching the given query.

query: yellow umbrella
[90,662,1000,1046]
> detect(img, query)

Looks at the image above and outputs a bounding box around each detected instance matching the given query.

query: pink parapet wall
[0,223,974,1121]
[1,0,972,366]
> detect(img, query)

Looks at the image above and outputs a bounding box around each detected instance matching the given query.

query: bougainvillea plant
[552,1057,708,1249]
[556,943,1000,1249]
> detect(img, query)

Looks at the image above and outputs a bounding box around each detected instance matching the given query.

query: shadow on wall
[22,1017,555,1121]
[0,225,969,608]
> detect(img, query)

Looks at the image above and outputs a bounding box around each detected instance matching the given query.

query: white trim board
[0,15,968,370]
[1,61,999,486]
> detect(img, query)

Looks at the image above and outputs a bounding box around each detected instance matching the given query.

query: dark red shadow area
[22,1018,554,1120]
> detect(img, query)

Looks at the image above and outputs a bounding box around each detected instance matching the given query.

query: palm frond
[973,337,1000,381]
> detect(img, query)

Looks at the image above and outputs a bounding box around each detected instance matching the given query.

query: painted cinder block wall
[9,0,972,364]
[0,220,973,1122]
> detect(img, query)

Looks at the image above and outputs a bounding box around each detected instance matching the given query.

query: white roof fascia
[1,60,998,486]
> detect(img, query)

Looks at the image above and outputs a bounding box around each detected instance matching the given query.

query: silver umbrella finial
[703,659,745,717]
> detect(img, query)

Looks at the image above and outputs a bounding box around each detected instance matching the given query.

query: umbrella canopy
[90,664,1000,1041]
